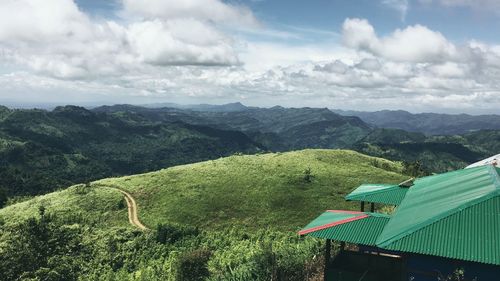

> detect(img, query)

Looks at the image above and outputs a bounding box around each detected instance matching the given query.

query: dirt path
[106,186,148,230]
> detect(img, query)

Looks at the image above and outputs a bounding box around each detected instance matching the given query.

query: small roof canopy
[345,184,408,205]
[299,210,390,246]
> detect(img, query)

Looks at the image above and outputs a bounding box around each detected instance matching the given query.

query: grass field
[0,149,407,231]
[96,149,406,231]
[0,184,128,228]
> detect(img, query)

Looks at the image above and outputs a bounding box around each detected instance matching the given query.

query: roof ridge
[347,184,400,198]
[414,165,486,183]
[377,190,498,248]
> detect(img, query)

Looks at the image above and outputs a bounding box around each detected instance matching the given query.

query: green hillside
[0,106,262,196]
[0,150,408,280]
[353,128,496,173]
[1,150,406,230]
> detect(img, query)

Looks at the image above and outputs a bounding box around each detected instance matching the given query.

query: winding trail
[105,186,148,230]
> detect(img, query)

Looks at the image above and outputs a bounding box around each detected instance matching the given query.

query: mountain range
[1,103,499,196]
[333,109,500,135]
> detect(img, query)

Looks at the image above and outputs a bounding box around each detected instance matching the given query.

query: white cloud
[342,18,458,62]
[0,0,249,79]
[0,0,92,42]
[127,19,239,66]
[121,0,259,27]
[0,0,500,114]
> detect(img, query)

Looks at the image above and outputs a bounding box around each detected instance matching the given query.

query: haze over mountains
[133,102,500,135]
[334,109,500,135]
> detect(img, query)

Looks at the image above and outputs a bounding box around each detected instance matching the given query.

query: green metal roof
[299,211,390,246]
[301,165,500,265]
[376,165,500,265]
[383,196,500,265]
[345,184,408,205]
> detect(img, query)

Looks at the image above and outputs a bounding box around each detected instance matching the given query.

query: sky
[1,0,500,113]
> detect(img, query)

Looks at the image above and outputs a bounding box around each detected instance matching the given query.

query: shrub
[178,249,212,281]
[303,167,313,183]
[156,223,199,244]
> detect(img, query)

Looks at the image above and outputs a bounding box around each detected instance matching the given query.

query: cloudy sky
[1,0,500,113]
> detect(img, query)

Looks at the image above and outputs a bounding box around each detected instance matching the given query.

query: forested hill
[0,105,262,196]
[93,104,373,150]
[334,109,500,135]
[1,103,498,197]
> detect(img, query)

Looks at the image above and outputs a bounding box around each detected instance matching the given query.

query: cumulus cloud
[342,18,458,62]
[127,19,238,66]
[1,0,500,114]
[0,0,248,79]
[122,0,259,27]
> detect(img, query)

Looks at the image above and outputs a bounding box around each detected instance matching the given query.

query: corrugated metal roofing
[301,165,500,265]
[377,165,500,248]
[384,196,500,265]
[345,184,408,205]
[298,210,368,235]
[306,213,390,246]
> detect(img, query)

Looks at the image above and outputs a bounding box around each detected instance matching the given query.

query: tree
[0,207,85,281]
[403,160,426,177]
[0,187,8,208]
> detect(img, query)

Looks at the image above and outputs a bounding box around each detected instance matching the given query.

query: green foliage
[0,212,324,281]
[0,106,262,196]
[178,249,212,281]
[336,109,500,135]
[403,160,427,177]
[0,186,7,208]
[1,104,497,198]
[0,209,86,281]
[95,150,405,230]
[303,167,313,183]
[156,223,199,244]
[437,268,478,281]
[0,184,128,228]
[0,149,406,280]
[354,138,489,174]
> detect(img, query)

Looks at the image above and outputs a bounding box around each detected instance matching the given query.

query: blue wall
[406,254,500,281]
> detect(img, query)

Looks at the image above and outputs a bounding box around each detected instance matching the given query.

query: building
[299,165,500,281]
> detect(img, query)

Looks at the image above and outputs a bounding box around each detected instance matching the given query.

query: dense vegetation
[0,106,262,196]
[0,150,406,280]
[334,109,500,135]
[1,103,498,198]
[95,104,498,174]
[353,128,499,173]
[94,104,373,151]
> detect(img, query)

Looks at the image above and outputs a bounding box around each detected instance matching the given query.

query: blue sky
[75,0,500,43]
[1,0,500,113]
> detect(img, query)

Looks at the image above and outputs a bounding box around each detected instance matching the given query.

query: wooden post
[360,201,365,212]
[324,239,331,281]
[370,203,375,212]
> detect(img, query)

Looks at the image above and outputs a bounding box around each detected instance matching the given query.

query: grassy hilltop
[1,149,406,230]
